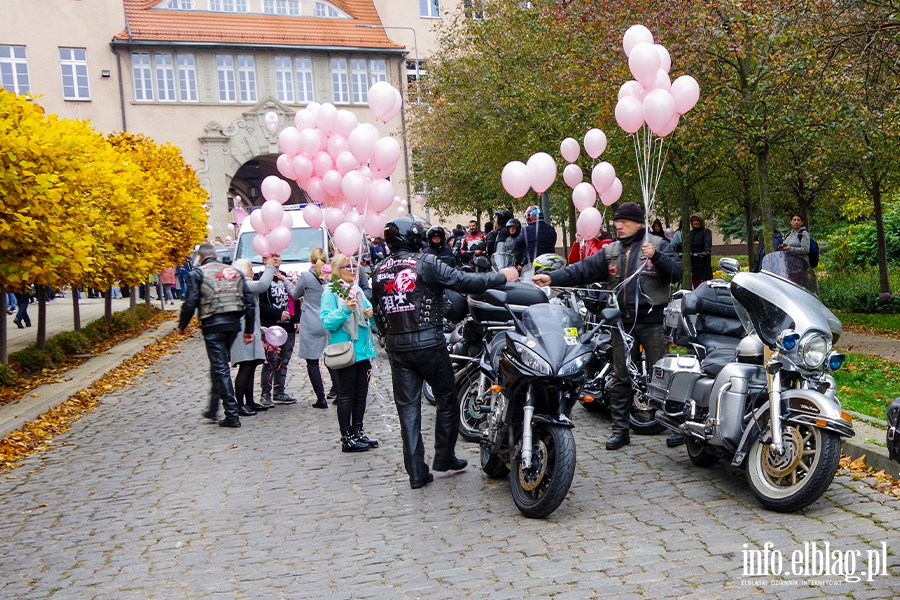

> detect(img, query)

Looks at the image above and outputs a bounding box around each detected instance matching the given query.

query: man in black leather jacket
[372,216,518,489]
[177,244,256,428]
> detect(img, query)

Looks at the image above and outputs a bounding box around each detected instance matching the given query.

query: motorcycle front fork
[766,365,785,455]
[521,383,536,469]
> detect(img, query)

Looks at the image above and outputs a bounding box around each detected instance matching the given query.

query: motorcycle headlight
[558,353,591,377]
[798,332,829,369]
[827,351,845,371]
[513,342,552,375]
[778,329,800,352]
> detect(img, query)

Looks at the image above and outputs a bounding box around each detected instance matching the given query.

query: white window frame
[0,45,31,95]
[237,55,257,103]
[350,59,368,104]
[274,56,294,103]
[210,0,246,12]
[177,54,198,102]
[369,59,387,86]
[295,56,314,103]
[132,52,154,101]
[216,54,236,102]
[155,53,176,102]
[164,0,194,8]
[420,0,440,18]
[331,58,349,104]
[59,47,90,101]
[264,0,299,15]
[315,2,339,17]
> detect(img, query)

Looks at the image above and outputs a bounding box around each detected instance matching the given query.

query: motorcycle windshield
[731,253,841,349]
[520,303,585,367]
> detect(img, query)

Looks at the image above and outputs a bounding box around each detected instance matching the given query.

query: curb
[841,410,899,479]
[0,319,178,439]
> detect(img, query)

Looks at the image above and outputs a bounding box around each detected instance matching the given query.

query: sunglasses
[340,264,358,271]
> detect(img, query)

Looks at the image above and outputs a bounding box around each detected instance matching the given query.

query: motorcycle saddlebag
[888,396,900,464]
[647,354,704,412]
[468,281,548,325]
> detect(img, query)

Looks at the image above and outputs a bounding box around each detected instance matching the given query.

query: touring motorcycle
[648,253,854,512]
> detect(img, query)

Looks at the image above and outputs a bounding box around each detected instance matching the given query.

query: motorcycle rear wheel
[456,364,488,442]
[685,436,719,468]
[745,423,841,513]
[510,424,576,519]
[480,445,510,479]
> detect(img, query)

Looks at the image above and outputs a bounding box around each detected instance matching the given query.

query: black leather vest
[372,253,443,335]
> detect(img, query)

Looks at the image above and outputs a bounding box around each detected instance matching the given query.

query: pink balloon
[381,88,403,123]
[278,127,303,156]
[584,128,607,159]
[323,207,345,233]
[349,210,367,231]
[396,206,407,217]
[304,176,327,203]
[615,96,644,134]
[316,103,338,135]
[279,180,292,204]
[341,170,369,206]
[294,109,317,131]
[348,125,378,163]
[322,169,344,197]
[261,200,285,230]
[655,44,671,73]
[591,162,616,194]
[291,154,314,182]
[267,225,292,254]
[618,80,643,101]
[319,131,330,152]
[655,113,680,138]
[572,182,597,212]
[313,151,334,178]
[501,161,531,199]
[367,81,396,120]
[372,136,401,169]
[560,137,580,163]
[600,178,623,206]
[306,101,321,116]
[364,211,389,237]
[671,75,700,114]
[277,154,298,180]
[370,162,396,180]
[526,152,557,194]
[262,176,290,204]
[356,165,373,182]
[336,110,358,138]
[326,134,348,159]
[576,207,603,239]
[264,325,288,347]
[629,42,661,87]
[368,179,395,212]
[333,222,362,255]
[249,210,270,235]
[303,203,323,229]
[335,150,360,176]
[643,89,676,135]
[648,69,671,92]
[623,24,654,57]
[252,233,271,257]
[563,164,583,189]
[298,128,322,157]
[280,212,293,230]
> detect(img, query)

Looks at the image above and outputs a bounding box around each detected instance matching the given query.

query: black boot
[341,431,369,453]
[352,425,378,448]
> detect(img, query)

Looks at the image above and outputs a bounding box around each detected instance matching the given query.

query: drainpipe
[111,48,127,132]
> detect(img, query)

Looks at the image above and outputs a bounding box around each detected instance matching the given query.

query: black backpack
[804,232,820,268]
[888,397,900,464]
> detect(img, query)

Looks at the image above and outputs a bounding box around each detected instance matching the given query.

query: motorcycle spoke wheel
[456,366,488,443]
[745,424,841,513]
[628,397,666,435]
[510,425,576,519]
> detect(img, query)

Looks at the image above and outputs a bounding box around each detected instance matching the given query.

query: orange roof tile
[114,0,405,51]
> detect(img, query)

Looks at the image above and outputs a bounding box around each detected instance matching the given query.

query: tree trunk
[145,281,151,306]
[872,182,891,294]
[105,288,113,322]
[744,191,757,272]
[129,288,137,313]
[567,201,576,254]
[36,287,47,350]
[680,181,692,290]
[1,304,7,365]
[72,289,81,332]
[756,148,776,255]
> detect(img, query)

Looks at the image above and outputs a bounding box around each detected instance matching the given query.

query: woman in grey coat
[231,257,277,416]
[291,247,333,408]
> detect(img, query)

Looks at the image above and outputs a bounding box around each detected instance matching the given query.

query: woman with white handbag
[320,253,378,453]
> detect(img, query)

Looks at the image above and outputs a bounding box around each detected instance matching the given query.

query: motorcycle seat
[700,347,736,378]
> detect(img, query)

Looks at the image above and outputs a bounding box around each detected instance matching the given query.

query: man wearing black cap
[532,201,682,450]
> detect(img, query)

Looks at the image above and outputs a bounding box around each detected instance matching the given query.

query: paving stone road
[0,333,898,599]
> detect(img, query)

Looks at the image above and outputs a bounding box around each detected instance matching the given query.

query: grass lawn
[833,311,900,337]
[833,352,900,420]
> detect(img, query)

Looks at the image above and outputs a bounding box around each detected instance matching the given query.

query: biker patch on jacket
[372,255,441,334]
[198,262,245,320]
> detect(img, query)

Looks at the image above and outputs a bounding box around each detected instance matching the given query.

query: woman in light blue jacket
[320,253,377,453]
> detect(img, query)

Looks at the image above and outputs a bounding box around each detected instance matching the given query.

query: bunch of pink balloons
[501,152,557,199]
[559,130,622,208]
[614,24,700,138]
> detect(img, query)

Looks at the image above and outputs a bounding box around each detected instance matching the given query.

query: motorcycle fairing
[518,303,585,370]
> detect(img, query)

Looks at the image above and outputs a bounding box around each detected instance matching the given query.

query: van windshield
[235,229,325,264]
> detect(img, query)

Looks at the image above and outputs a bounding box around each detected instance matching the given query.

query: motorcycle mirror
[600,307,621,324]
[485,289,508,307]
[718,257,740,275]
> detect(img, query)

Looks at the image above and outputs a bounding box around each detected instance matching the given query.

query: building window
[209,0,247,12]
[315,2,339,17]
[369,59,387,86]
[177,54,198,102]
[164,0,194,8]
[295,57,314,103]
[463,0,484,19]
[420,0,440,18]
[216,54,236,102]
[59,47,90,101]
[132,52,153,101]
[264,0,299,15]
[0,45,30,95]
[237,55,256,103]
[331,58,348,104]
[274,56,294,103]
[155,53,176,102]
[350,59,368,104]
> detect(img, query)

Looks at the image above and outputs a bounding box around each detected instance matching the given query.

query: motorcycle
[476,284,621,518]
[648,253,854,512]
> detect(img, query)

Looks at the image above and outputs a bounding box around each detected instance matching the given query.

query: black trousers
[386,345,459,482]
[334,359,371,434]
[204,330,240,422]
[609,320,669,433]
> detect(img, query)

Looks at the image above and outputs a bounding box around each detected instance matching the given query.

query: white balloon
[623,24,654,57]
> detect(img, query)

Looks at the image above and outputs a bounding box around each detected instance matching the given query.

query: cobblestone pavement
[1,334,898,599]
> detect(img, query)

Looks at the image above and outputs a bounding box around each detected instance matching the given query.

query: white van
[233,204,329,277]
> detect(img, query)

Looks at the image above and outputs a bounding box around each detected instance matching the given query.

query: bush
[43,340,66,364]
[133,303,158,321]
[82,319,113,342]
[0,363,17,386]
[819,266,900,313]
[10,346,56,372]
[52,330,91,354]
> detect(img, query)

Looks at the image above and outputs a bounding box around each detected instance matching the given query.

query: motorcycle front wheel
[745,423,841,513]
[422,382,436,406]
[456,364,489,442]
[510,424,576,519]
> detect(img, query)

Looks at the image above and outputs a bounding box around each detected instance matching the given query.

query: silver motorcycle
[649,253,854,512]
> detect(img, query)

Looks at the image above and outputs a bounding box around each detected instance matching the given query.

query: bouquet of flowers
[328,272,360,304]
